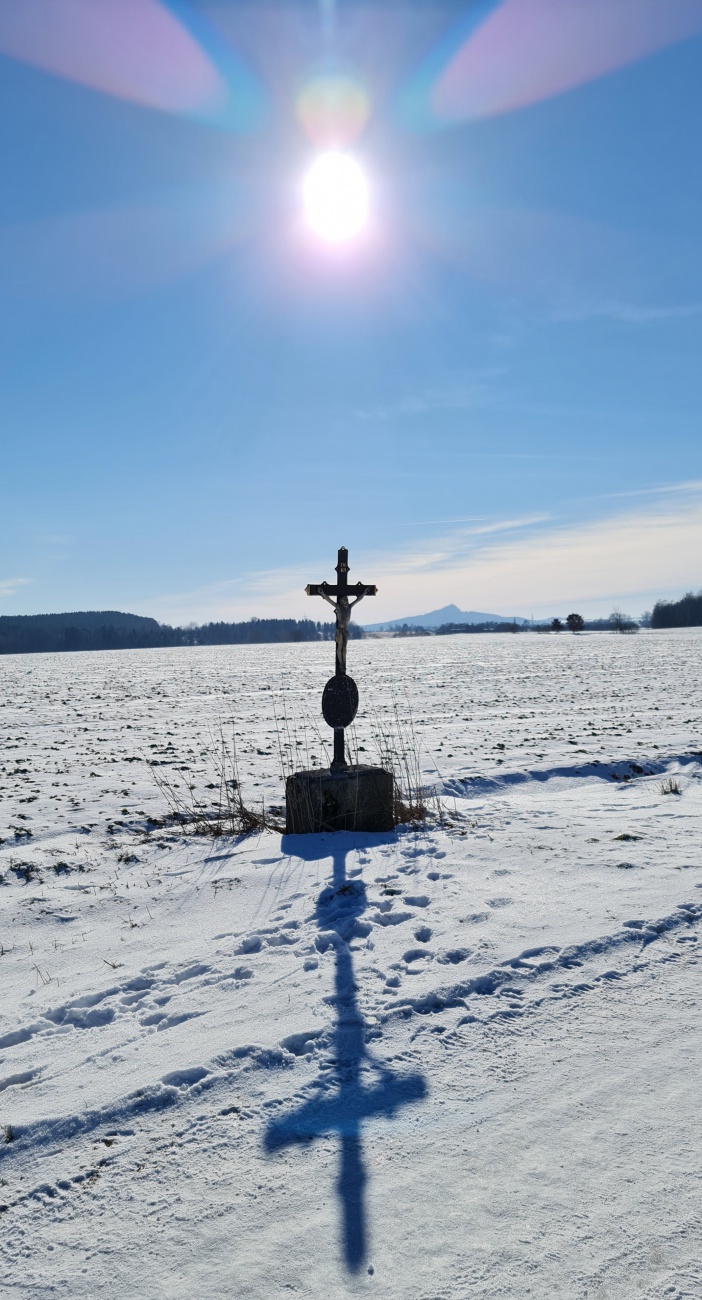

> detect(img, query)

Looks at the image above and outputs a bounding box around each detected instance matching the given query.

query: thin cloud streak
[588,478,702,503]
[353,371,502,422]
[553,300,702,325]
[0,577,31,600]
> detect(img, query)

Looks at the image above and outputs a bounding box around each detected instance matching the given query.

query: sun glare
[303,152,369,244]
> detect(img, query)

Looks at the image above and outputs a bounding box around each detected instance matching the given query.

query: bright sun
[303,152,369,243]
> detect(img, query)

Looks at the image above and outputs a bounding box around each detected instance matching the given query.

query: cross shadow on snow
[264,835,427,1274]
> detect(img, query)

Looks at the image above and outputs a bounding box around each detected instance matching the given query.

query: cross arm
[306,582,376,599]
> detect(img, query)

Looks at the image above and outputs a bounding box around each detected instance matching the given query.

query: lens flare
[303,152,369,243]
[0,0,264,130]
[400,0,702,128]
[296,74,371,147]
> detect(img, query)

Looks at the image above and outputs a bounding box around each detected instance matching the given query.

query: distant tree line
[651,591,702,628]
[434,621,523,635]
[0,610,364,656]
[548,612,638,632]
[395,611,645,636]
[388,620,525,636]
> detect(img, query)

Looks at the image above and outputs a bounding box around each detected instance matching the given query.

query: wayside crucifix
[285,546,392,834]
[306,547,376,770]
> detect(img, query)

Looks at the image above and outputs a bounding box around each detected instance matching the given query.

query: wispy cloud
[499,518,691,609]
[142,485,702,625]
[354,370,502,422]
[553,300,702,325]
[361,493,702,619]
[0,577,30,599]
[589,478,702,504]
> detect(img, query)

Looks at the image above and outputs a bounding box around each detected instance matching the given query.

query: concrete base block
[285,765,394,835]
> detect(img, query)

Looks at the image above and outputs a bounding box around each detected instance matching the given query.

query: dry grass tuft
[368,696,449,827]
[150,725,284,837]
[152,693,449,838]
[660,776,682,796]
[275,688,448,828]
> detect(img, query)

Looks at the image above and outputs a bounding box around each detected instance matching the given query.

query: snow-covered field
[1,630,701,1299]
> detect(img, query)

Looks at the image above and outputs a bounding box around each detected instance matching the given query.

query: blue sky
[1,0,702,624]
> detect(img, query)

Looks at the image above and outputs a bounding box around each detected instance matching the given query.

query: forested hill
[0,611,360,655]
[0,611,161,654]
[651,591,702,628]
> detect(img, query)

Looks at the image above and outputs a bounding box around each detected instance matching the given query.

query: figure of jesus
[318,582,365,676]
[306,547,377,679]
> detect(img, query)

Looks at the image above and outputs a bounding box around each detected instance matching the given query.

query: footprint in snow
[161,1066,209,1089]
[438,949,472,965]
[403,948,432,964]
[280,1029,323,1056]
[237,936,262,954]
[172,963,210,984]
[370,910,415,927]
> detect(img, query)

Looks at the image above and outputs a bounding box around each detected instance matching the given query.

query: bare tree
[609,609,638,633]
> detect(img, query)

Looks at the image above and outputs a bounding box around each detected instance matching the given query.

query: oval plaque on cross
[322,674,359,730]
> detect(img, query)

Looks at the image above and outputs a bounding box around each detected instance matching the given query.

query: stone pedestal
[285,765,394,835]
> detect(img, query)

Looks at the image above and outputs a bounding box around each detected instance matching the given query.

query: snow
[1,630,701,1297]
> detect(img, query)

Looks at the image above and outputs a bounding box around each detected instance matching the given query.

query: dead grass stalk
[150,724,284,837]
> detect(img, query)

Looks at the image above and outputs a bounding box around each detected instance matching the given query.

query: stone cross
[306,547,376,770]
